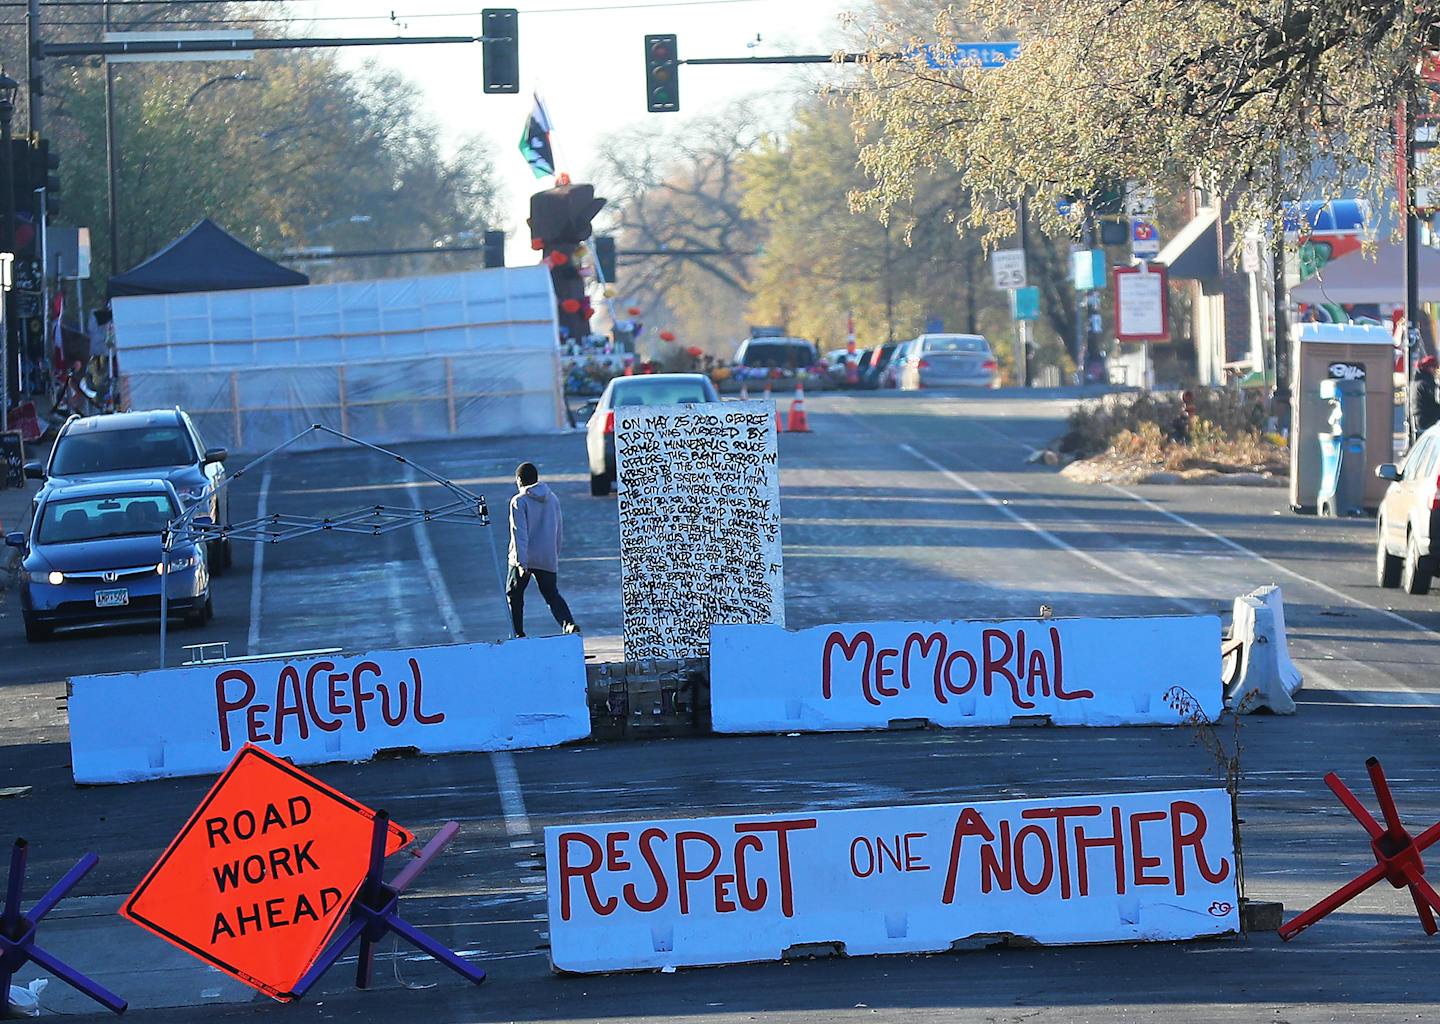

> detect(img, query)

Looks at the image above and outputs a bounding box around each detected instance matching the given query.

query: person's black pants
[506,565,575,637]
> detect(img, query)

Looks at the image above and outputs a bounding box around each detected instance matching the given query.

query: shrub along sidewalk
[1055,388,1287,486]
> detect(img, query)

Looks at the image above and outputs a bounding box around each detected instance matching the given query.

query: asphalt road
[3,388,1438,1022]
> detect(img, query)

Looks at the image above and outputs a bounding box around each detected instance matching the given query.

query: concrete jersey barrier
[68,635,589,784]
[709,614,1221,732]
[546,787,1238,973]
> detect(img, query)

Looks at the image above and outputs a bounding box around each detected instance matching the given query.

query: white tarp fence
[68,635,589,784]
[112,265,564,451]
[546,788,1239,973]
[709,615,1222,732]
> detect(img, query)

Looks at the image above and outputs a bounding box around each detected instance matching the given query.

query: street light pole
[0,72,18,410]
[104,0,120,279]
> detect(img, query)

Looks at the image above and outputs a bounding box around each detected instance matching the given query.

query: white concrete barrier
[69,636,589,784]
[546,788,1238,973]
[709,615,1221,733]
[1226,586,1302,715]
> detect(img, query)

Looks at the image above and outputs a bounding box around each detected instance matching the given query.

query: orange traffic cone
[786,379,811,433]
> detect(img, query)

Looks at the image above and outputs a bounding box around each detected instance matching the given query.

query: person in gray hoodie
[506,462,579,638]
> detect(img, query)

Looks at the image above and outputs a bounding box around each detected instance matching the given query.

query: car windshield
[923,337,988,353]
[38,493,177,544]
[51,426,195,475]
[611,379,717,407]
[741,342,817,368]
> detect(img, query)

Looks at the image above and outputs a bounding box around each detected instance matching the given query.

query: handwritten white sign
[615,400,784,660]
[546,788,1239,973]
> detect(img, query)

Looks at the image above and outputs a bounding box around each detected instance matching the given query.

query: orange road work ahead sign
[120,744,413,1001]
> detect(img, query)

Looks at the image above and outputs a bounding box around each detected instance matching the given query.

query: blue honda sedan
[6,479,212,642]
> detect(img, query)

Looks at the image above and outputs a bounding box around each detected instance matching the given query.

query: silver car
[586,373,721,495]
[899,334,999,390]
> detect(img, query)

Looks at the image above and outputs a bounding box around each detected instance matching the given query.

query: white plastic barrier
[1226,586,1302,715]
[710,615,1221,733]
[69,636,589,784]
[546,788,1238,973]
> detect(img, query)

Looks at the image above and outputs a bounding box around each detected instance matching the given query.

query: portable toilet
[1289,322,1396,513]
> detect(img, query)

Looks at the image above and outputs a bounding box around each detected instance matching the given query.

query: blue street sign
[1012,286,1040,321]
[925,316,945,333]
[1072,249,1106,290]
[911,42,1021,69]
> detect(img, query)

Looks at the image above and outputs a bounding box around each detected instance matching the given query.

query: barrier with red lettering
[709,615,1220,732]
[69,636,588,784]
[545,788,1238,973]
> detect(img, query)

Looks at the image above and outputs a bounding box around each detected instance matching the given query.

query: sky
[278,0,858,261]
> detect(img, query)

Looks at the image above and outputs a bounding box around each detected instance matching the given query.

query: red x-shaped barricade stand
[1280,757,1440,940]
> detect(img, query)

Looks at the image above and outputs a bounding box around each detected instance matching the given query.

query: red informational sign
[120,744,413,1002]
[1112,263,1170,342]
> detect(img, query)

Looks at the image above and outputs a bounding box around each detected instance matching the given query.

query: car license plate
[95,588,129,608]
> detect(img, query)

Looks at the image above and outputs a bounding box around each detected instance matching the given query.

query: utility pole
[103,1,121,279]
[1405,84,1421,450]
[1016,194,1031,388]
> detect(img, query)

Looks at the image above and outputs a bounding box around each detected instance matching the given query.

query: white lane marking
[246,467,272,656]
[403,467,534,839]
[491,751,533,838]
[897,443,1207,615]
[1107,482,1437,639]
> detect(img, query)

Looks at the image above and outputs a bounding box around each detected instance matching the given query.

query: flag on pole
[519,94,555,179]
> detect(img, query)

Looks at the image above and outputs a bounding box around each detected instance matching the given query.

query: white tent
[113,265,563,451]
[1290,243,1440,305]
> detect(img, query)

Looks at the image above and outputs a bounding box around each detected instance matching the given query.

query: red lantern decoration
[560,298,583,314]
[531,239,545,251]
[686,346,704,358]
[549,251,570,267]
[627,306,642,316]
[659,330,677,342]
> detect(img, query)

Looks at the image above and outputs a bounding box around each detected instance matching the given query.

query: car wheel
[23,615,51,643]
[185,597,211,628]
[590,472,610,497]
[208,539,226,577]
[1402,532,1433,596]
[1376,521,1402,589]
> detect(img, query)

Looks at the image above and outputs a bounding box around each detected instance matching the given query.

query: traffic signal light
[645,34,679,113]
[482,8,519,94]
[483,229,505,268]
[594,235,617,285]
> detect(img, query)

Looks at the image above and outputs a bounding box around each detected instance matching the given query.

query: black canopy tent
[107,218,309,297]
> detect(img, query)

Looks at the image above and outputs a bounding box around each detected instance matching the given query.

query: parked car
[732,337,824,386]
[881,340,917,388]
[859,343,898,390]
[6,479,213,641]
[898,334,1000,390]
[1375,425,1440,594]
[824,349,853,386]
[586,373,721,495]
[27,409,232,572]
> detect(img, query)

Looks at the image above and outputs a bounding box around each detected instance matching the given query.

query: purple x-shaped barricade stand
[293,814,486,997]
[0,838,128,1015]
